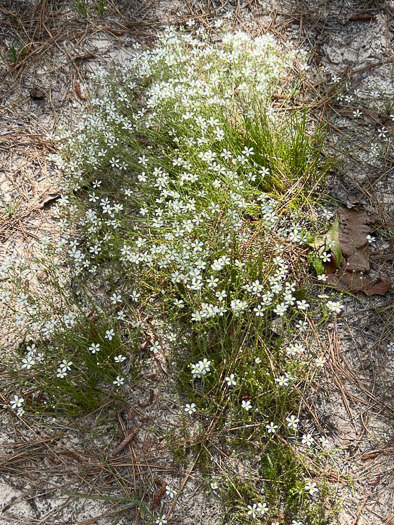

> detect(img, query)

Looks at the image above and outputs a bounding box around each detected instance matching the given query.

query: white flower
[254,304,265,317]
[89,343,100,354]
[207,276,219,288]
[105,329,115,340]
[366,234,376,244]
[216,290,227,301]
[247,504,258,518]
[286,343,304,357]
[174,298,184,308]
[230,299,248,316]
[184,403,196,415]
[241,400,252,411]
[275,375,289,387]
[110,293,122,304]
[286,415,299,430]
[315,356,325,368]
[190,358,211,378]
[319,436,329,448]
[166,486,176,499]
[326,300,342,314]
[296,300,310,311]
[113,376,124,387]
[155,515,167,525]
[302,433,314,447]
[266,422,278,434]
[378,127,388,139]
[257,502,268,515]
[273,302,288,316]
[225,374,236,386]
[305,481,318,495]
[296,320,308,331]
[0,290,11,303]
[210,481,218,490]
[59,359,72,371]
[114,354,126,363]
[21,355,35,369]
[150,341,162,354]
[130,290,140,301]
[117,310,126,321]
[10,395,24,410]
[56,368,67,379]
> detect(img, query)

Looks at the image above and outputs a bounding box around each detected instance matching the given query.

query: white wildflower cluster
[3,26,335,518]
[247,502,269,518]
[21,343,43,370]
[49,28,312,344]
[326,300,343,314]
[56,359,72,379]
[10,394,25,417]
[39,28,328,449]
[190,359,211,379]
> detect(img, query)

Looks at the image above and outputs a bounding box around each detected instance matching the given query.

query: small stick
[348,15,376,22]
[111,427,140,457]
[351,494,370,525]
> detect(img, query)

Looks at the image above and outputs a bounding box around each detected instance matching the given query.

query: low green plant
[2,24,342,523]
[2,202,19,218]
[74,0,88,17]
[8,43,28,65]
[95,0,106,16]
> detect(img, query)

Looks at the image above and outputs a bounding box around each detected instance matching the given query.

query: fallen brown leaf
[74,81,86,100]
[38,192,60,209]
[324,208,390,296]
[337,208,373,272]
[152,479,166,509]
[272,93,286,100]
[48,456,62,465]
[327,263,390,296]
[89,321,98,340]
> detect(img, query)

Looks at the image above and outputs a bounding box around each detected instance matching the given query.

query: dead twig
[111,427,141,457]
[351,493,371,525]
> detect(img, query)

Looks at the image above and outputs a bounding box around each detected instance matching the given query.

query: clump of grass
[94,0,106,16]
[8,41,28,65]
[74,0,88,17]
[73,0,107,17]
[2,248,143,415]
[2,24,342,523]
